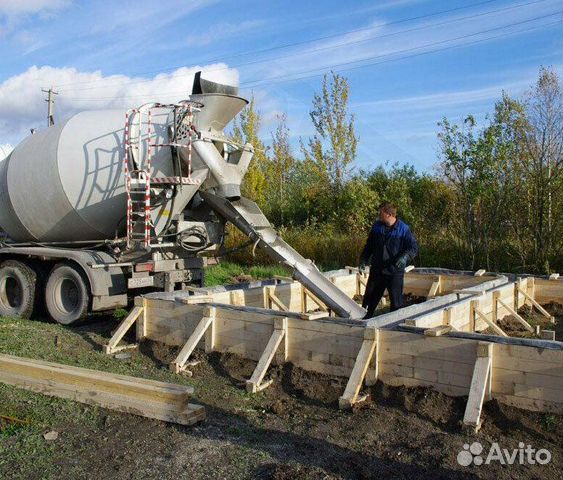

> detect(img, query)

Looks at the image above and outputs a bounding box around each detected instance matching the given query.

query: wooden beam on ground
[339,328,379,409]
[170,307,216,374]
[246,318,288,393]
[517,287,555,323]
[472,303,508,337]
[463,342,493,432]
[0,354,205,426]
[104,305,144,354]
[497,298,534,333]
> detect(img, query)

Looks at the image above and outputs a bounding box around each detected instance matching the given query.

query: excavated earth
[1,307,561,479]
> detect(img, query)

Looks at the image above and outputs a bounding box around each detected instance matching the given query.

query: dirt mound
[139,341,180,367]
[275,364,346,406]
[372,383,465,429]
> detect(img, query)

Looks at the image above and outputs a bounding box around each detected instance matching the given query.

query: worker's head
[378,201,397,226]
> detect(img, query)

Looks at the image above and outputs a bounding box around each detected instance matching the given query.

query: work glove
[395,255,408,271]
[358,260,368,272]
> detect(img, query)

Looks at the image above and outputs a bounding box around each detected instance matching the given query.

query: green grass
[204,261,289,287]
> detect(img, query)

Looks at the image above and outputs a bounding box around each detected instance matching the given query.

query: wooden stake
[265,286,289,312]
[517,287,555,323]
[427,276,441,299]
[170,307,216,374]
[463,342,493,432]
[339,328,379,409]
[473,304,508,337]
[496,298,534,333]
[104,306,144,354]
[246,318,288,393]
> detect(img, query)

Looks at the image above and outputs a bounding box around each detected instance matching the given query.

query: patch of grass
[204,261,288,287]
[541,413,558,432]
[112,308,129,321]
[0,316,194,385]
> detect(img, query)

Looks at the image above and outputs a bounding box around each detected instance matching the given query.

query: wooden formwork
[105,268,563,430]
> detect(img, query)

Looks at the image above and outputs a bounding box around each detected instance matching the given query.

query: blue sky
[0,0,562,171]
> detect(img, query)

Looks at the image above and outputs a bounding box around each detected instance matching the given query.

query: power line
[240,16,562,88]
[60,13,561,103]
[52,0,551,91]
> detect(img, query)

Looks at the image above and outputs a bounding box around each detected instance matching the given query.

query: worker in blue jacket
[359,201,418,318]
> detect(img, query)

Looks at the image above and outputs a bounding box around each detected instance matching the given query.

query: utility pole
[41,88,58,127]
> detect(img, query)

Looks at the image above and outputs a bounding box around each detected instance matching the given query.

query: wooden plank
[473,305,508,337]
[246,318,287,393]
[266,286,289,312]
[104,306,143,354]
[170,307,215,373]
[0,354,204,426]
[463,342,492,431]
[493,355,563,377]
[427,278,441,299]
[497,298,534,333]
[339,329,378,409]
[492,393,563,414]
[517,287,555,322]
[424,325,452,337]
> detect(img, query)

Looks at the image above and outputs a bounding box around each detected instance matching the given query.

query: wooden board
[0,354,205,426]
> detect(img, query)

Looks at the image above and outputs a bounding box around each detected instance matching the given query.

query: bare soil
[1,315,561,480]
[68,340,563,478]
[496,304,563,341]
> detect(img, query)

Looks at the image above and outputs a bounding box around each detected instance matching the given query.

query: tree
[520,67,563,272]
[268,114,295,225]
[231,98,270,208]
[300,72,358,217]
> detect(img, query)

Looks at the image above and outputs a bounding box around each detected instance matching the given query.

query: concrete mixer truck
[0,73,365,325]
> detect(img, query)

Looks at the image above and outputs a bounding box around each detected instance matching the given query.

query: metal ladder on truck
[123,102,201,250]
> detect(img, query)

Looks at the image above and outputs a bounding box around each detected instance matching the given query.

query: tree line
[228,68,563,274]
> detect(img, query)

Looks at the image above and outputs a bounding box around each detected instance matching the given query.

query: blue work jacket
[360,219,418,275]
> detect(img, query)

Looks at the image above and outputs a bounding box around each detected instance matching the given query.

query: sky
[0,0,562,171]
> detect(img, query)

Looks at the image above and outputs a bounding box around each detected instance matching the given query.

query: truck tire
[0,260,37,319]
[45,263,90,325]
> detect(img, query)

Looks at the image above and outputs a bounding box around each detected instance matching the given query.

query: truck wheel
[0,260,37,319]
[45,263,90,325]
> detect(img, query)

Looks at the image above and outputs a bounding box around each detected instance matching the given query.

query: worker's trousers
[362,271,404,318]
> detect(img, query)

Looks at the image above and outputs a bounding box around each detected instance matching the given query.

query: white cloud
[0,0,71,16]
[0,64,239,144]
[353,80,532,112]
[186,19,264,47]
[0,143,13,159]
[243,0,560,83]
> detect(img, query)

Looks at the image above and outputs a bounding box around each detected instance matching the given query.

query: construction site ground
[1,306,562,480]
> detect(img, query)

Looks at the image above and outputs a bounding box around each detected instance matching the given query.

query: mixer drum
[0,109,171,243]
